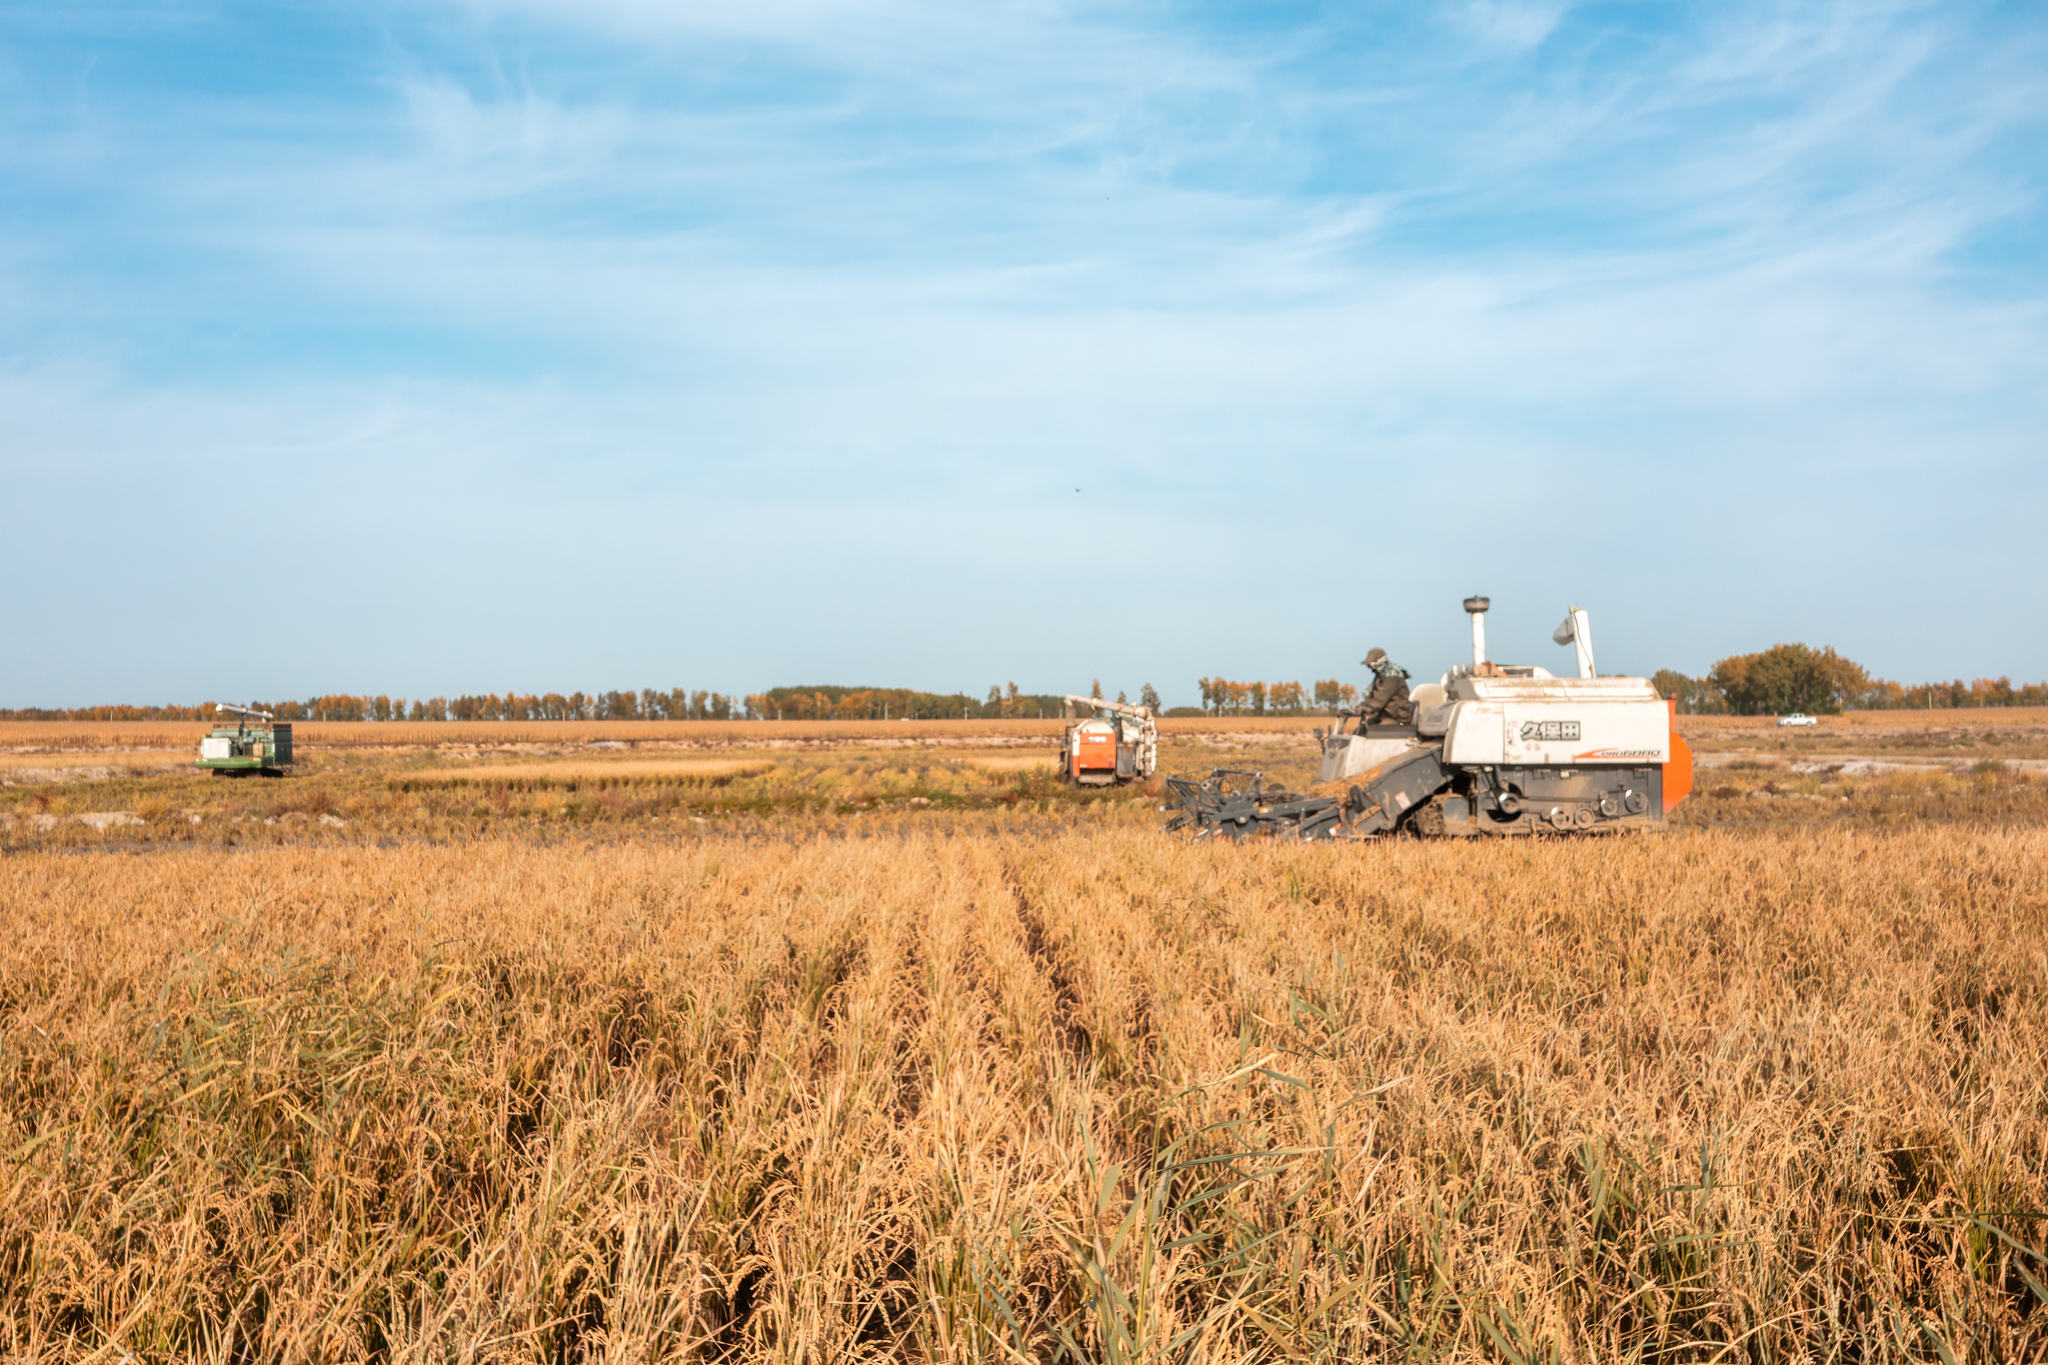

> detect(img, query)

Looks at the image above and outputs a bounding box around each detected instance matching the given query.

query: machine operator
[1356,647,1414,726]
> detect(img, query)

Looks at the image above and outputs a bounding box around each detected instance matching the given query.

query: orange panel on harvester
[1075,733,1117,775]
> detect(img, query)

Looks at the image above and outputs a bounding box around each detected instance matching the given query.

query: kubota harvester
[1164,597,1694,840]
[1058,695,1158,786]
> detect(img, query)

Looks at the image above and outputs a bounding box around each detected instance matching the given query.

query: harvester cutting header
[1166,597,1692,840]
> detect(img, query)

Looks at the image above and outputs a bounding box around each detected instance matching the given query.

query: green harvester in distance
[197,703,294,778]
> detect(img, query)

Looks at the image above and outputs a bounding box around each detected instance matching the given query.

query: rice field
[0,716,1328,754]
[1,724,2045,1360]
[1676,710,2048,762]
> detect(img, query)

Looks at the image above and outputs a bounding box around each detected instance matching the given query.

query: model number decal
[1519,720,1580,742]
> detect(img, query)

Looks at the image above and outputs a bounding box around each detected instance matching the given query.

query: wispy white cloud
[2,0,2045,697]
[1451,1,1567,53]
[396,76,631,183]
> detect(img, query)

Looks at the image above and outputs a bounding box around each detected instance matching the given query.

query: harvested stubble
[958,754,1059,774]
[393,760,777,792]
[3,825,2046,1362]
[0,752,193,771]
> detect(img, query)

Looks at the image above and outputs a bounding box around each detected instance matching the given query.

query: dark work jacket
[1361,672,1413,725]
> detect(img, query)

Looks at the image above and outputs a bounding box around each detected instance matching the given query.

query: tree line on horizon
[1196,678,1366,714]
[0,682,1156,724]
[7,646,2046,722]
[0,691,755,724]
[1657,643,2048,715]
[759,684,1081,721]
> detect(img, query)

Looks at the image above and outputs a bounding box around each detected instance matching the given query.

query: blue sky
[3,0,2044,706]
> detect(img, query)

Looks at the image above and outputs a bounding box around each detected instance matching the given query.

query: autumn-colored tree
[1651,670,1721,714]
[1710,645,1869,716]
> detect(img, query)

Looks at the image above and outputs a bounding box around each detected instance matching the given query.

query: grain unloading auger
[1164,597,1693,841]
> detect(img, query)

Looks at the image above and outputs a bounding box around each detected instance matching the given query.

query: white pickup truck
[1776,713,1820,727]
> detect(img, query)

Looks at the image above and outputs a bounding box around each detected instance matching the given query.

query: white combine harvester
[1166,596,1694,840]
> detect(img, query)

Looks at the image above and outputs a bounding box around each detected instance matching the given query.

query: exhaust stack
[1463,595,1490,666]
